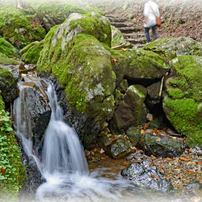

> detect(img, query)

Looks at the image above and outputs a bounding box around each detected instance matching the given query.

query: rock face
[0,8,46,48]
[121,159,173,192]
[0,67,18,108]
[36,1,87,32]
[143,37,202,60]
[163,55,202,147]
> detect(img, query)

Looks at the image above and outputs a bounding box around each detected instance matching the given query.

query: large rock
[0,8,46,48]
[0,37,19,58]
[110,84,147,133]
[36,1,87,32]
[143,37,202,61]
[163,55,202,147]
[0,67,18,108]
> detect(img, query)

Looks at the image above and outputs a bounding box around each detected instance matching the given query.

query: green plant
[0,110,13,132]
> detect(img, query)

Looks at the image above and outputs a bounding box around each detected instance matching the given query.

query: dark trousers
[144,25,157,43]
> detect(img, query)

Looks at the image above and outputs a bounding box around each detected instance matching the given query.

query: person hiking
[143,1,160,43]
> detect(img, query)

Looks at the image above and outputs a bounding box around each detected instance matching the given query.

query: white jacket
[143,1,160,28]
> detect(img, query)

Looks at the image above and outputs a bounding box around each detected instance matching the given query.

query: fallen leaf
[156,137,161,141]
[165,157,173,161]
[182,44,185,48]
[185,168,195,173]
[190,148,193,152]
[151,174,160,180]
[178,138,184,141]
[121,48,126,52]
[180,157,189,161]
[111,138,117,142]
[198,162,202,165]
[200,179,202,183]
[141,129,145,134]
[112,58,118,62]
[154,128,160,135]
[172,137,177,140]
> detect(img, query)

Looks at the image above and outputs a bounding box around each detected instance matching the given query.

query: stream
[12,75,196,202]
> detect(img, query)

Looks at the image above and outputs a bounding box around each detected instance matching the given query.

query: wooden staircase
[106,15,147,48]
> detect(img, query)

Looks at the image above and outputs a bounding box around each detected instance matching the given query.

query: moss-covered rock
[36,0,87,31]
[143,37,202,61]
[124,48,170,80]
[0,57,20,65]
[0,8,46,48]
[0,67,18,108]
[20,40,44,64]
[163,55,202,147]
[0,38,19,58]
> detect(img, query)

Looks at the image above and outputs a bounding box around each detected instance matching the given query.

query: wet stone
[121,159,173,192]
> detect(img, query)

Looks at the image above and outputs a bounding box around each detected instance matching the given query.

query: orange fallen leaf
[180,157,189,161]
[178,138,184,141]
[189,148,193,152]
[200,179,202,183]
[165,157,173,161]
[112,58,118,62]
[154,128,160,135]
[182,44,185,48]
[121,48,126,52]
[141,129,145,134]
[198,162,202,165]
[111,138,117,142]
[185,169,195,173]
[151,174,160,180]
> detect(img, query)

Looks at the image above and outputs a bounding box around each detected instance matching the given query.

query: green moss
[0,57,20,65]
[69,12,111,47]
[167,88,184,99]
[20,40,44,64]
[0,38,19,58]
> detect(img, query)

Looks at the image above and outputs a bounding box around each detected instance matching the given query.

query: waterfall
[41,84,88,174]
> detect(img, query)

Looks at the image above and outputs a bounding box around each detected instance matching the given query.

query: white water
[13,78,188,202]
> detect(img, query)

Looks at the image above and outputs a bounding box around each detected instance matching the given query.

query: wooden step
[119,27,141,33]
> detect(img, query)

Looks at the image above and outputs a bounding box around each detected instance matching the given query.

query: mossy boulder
[36,0,87,31]
[0,8,46,48]
[0,67,18,108]
[143,37,202,61]
[163,55,202,147]
[37,15,114,146]
[0,38,19,58]
[124,49,170,80]
[20,40,44,64]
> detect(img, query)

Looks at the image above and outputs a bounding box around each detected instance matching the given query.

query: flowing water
[13,76,191,202]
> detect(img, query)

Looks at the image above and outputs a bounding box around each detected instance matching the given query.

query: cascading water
[13,76,187,202]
